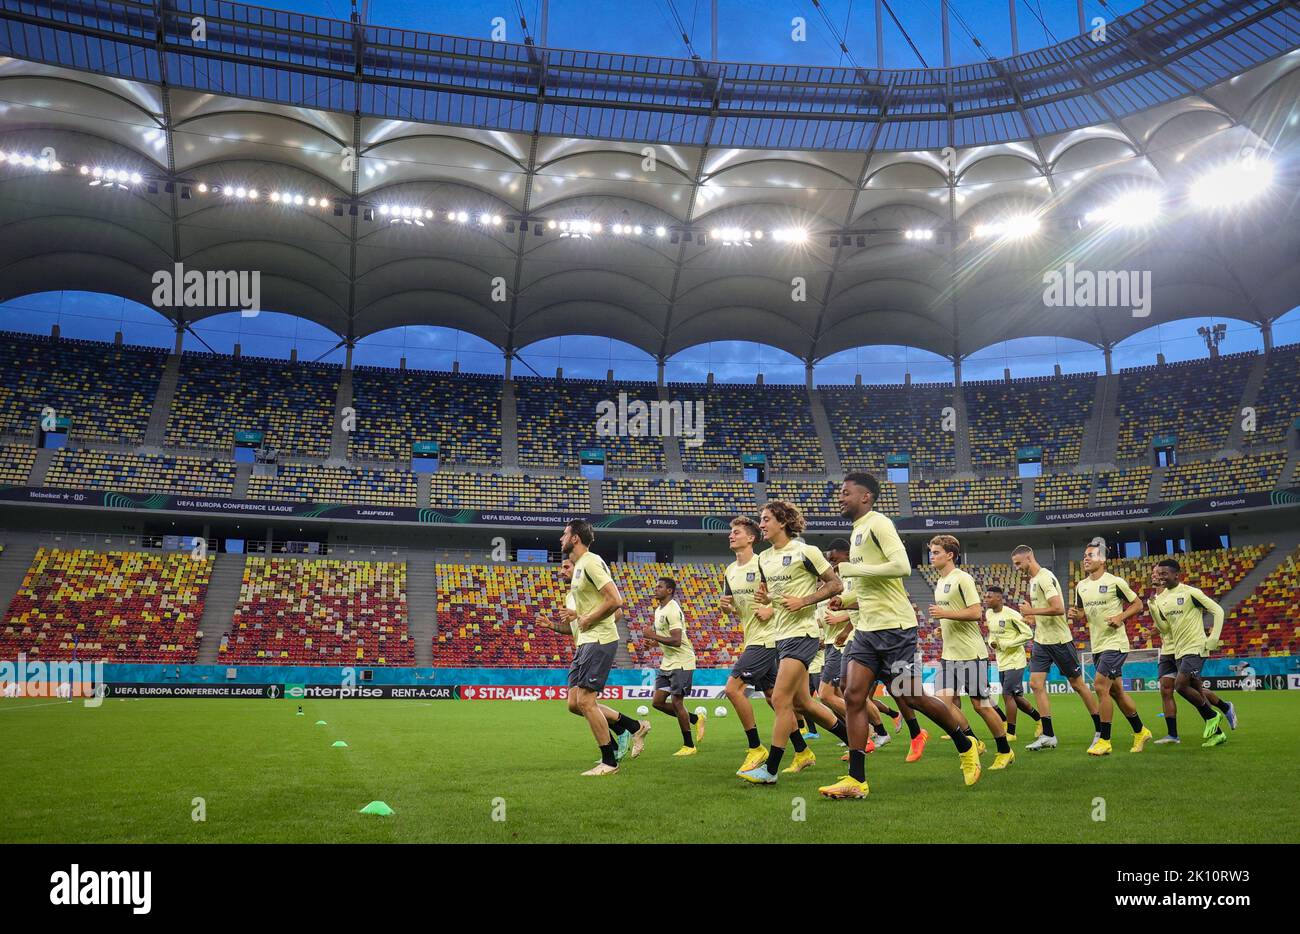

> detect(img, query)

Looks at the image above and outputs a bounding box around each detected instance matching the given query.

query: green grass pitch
[2,692,1298,843]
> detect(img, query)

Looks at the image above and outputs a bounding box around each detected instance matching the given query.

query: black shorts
[1176,655,1205,677]
[1158,654,1177,679]
[1029,641,1082,679]
[730,645,778,692]
[655,668,694,697]
[776,635,821,669]
[999,666,1026,698]
[938,658,991,700]
[567,641,618,691]
[808,672,822,694]
[844,628,918,683]
[1095,649,1128,679]
[823,645,842,687]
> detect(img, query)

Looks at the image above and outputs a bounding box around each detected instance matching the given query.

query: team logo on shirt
[943,584,951,593]
[746,572,756,582]
[1099,585,1108,593]
[574,569,584,583]
[1177,597,1185,605]
[854,534,863,545]
[782,556,792,566]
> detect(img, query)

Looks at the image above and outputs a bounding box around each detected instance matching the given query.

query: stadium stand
[246,464,417,507]
[221,557,411,665]
[1115,353,1254,461]
[765,478,900,518]
[1161,451,1286,499]
[0,548,212,662]
[910,476,1020,514]
[1223,545,1300,657]
[1033,472,1091,510]
[433,563,574,666]
[349,367,501,466]
[0,443,36,485]
[166,353,338,457]
[428,472,590,512]
[45,449,237,496]
[821,383,956,471]
[616,562,737,668]
[964,373,1095,470]
[1248,343,1300,447]
[601,477,755,515]
[514,377,664,471]
[1094,466,1153,505]
[0,332,165,444]
[671,383,824,473]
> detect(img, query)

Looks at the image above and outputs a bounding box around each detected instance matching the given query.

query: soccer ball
[714,706,727,718]
[694,706,706,717]
[636,705,649,715]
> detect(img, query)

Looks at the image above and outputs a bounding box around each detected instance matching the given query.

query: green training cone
[332,740,349,747]
[315,720,327,725]
[359,801,394,816]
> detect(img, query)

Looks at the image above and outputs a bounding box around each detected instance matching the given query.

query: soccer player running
[737,501,853,784]
[540,557,646,765]
[1149,559,1234,747]
[1011,544,1102,751]
[983,584,1042,743]
[548,520,647,775]
[641,576,705,757]
[928,535,1014,771]
[819,473,982,800]
[721,516,782,774]
[1070,537,1153,756]
[817,540,855,724]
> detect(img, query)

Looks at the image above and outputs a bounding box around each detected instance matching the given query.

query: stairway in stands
[1080,373,1120,467]
[807,388,842,477]
[406,558,437,666]
[195,553,246,663]
[0,539,38,621]
[143,353,182,446]
[327,367,353,462]
[1221,352,1267,454]
[28,447,55,486]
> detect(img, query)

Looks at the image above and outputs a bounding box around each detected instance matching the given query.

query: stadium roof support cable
[880,0,929,67]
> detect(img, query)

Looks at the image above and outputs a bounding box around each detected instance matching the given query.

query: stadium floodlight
[772,227,808,244]
[269,191,280,202]
[80,165,90,176]
[904,228,935,240]
[222,185,234,196]
[974,214,1040,240]
[547,219,558,230]
[1190,155,1273,209]
[456,211,469,223]
[1085,189,1162,228]
[633,225,643,235]
[248,189,258,200]
[655,225,667,237]
[293,194,304,206]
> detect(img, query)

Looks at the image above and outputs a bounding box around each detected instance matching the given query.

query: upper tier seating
[428,472,590,512]
[246,464,417,507]
[1161,451,1286,499]
[0,332,164,444]
[166,353,338,457]
[765,478,900,518]
[349,367,501,466]
[671,383,825,474]
[1248,343,1300,447]
[515,377,664,471]
[602,477,756,515]
[1115,353,1254,461]
[909,476,1020,514]
[0,443,36,485]
[964,373,1095,470]
[46,449,236,496]
[821,383,956,471]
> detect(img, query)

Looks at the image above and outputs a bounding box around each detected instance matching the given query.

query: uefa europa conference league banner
[3,484,1300,532]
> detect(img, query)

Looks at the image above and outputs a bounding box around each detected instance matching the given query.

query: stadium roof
[0,0,1298,364]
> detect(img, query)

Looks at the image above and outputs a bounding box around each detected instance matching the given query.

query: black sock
[873,721,888,737]
[876,703,898,718]
[995,734,1010,754]
[826,717,849,744]
[849,749,867,782]
[1100,721,1112,741]
[1196,704,1216,721]
[681,729,694,748]
[1126,713,1144,733]
[994,705,1007,722]
[945,724,973,753]
[905,717,922,739]
[797,718,807,732]
[1027,708,1041,721]
[1042,716,1055,737]
[600,741,618,767]
[613,713,639,735]
[1167,715,1178,738]
[1213,698,1231,713]
[1091,713,1102,732]
[963,727,976,738]
[745,727,761,749]
[688,712,698,724]
[1006,723,1016,737]
[789,730,808,753]
[767,745,786,773]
